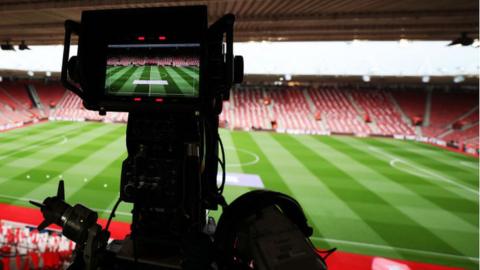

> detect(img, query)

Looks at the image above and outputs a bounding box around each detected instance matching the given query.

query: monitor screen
[105,43,200,98]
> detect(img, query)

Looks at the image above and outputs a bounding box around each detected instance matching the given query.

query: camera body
[60,5,243,264]
[64,6,207,112]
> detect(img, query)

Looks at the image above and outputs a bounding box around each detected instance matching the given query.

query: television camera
[29,6,330,270]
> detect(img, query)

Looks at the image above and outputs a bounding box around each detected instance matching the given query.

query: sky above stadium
[0,41,478,76]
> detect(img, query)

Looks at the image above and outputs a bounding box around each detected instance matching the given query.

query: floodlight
[453,75,465,83]
[399,39,409,47]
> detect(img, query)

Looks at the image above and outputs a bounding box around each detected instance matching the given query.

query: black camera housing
[57,5,247,269]
[62,6,208,112]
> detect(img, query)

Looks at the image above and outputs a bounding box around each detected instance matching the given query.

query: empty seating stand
[352,89,414,136]
[307,87,371,135]
[0,80,477,152]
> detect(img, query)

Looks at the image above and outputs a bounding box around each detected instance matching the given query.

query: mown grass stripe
[219,129,244,173]
[0,121,73,144]
[67,153,126,215]
[411,141,479,162]
[133,66,151,94]
[376,140,479,187]
[108,66,137,92]
[0,122,100,169]
[31,128,125,188]
[158,66,182,95]
[230,131,330,248]
[326,136,479,228]
[12,132,126,207]
[164,67,192,96]
[172,67,198,89]
[180,66,199,80]
[272,133,467,262]
[106,66,131,89]
[0,122,82,156]
[0,125,125,207]
[253,132,397,251]
[303,136,477,245]
[0,123,119,181]
[379,138,478,174]
[0,121,56,137]
[149,65,167,96]
[106,66,123,77]
[360,139,479,191]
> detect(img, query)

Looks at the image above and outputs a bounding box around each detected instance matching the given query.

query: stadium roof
[0,0,478,44]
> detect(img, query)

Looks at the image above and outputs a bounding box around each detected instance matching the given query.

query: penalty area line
[311,237,480,262]
[459,161,479,170]
[368,146,479,196]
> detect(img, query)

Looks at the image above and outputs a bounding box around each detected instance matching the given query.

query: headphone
[214,190,319,269]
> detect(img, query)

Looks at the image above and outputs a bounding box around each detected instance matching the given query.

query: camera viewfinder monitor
[76,6,207,112]
[105,43,200,98]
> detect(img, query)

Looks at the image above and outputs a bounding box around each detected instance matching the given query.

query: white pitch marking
[390,159,432,179]
[59,136,68,145]
[460,161,479,170]
[311,237,479,262]
[224,147,260,167]
[0,135,69,161]
[369,146,479,196]
[133,79,168,85]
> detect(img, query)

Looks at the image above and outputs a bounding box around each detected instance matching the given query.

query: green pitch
[105,65,199,97]
[0,121,478,269]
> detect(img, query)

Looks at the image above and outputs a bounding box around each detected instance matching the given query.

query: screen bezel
[78,6,207,112]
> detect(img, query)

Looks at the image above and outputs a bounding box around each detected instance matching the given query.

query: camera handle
[208,14,244,107]
[61,20,85,100]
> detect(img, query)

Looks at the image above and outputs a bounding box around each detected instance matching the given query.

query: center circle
[224,147,260,167]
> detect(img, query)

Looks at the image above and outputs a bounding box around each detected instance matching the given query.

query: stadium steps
[438,128,454,139]
[262,88,274,129]
[423,88,432,127]
[460,121,478,131]
[26,84,46,118]
[0,87,25,109]
[302,89,327,133]
[48,90,69,118]
[387,91,412,126]
[367,121,380,134]
[0,110,12,124]
[415,126,423,137]
[320,112,328,133]
[436,107,479,140]
[302,90,317,114]
[445,105,479,128]
[55,90,70,109]
[347,91,381,134]
[346,91,365,115]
